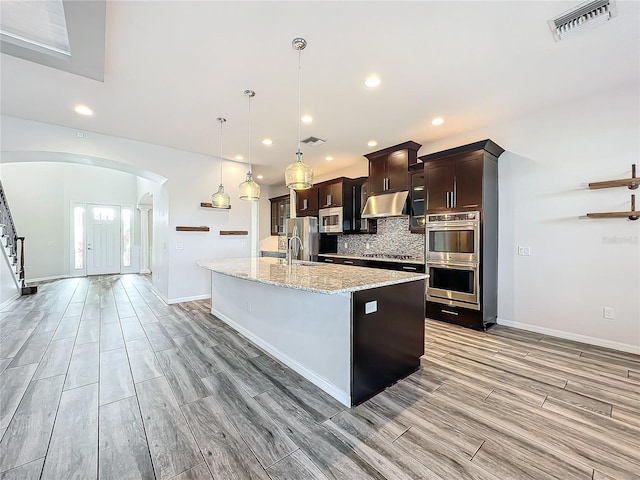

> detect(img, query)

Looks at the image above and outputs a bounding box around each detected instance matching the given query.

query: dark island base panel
[426,300,496,331]
[351,280,426,406]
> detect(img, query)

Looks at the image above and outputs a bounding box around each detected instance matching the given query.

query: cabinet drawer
[426,301,483,330]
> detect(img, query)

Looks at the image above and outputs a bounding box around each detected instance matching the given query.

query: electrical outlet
[603,307,615,319]
[366,242,370,249]
[344,242,348,249]
[517,246,531,256]
[47,240,56,246]
[175,242,184,250]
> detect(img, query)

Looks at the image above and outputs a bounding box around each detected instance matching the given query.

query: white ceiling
[1,1,638,186]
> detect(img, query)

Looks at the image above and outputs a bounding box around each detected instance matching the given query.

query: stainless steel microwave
[319,207,343,233]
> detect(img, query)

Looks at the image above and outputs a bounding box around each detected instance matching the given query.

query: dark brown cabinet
[419,139,504,331]
[409,167,425,233]
[269,195,290,236]
[364,141,421,195]
[295,186,319,216]
[421,141,501,213]
[319,181,342,208]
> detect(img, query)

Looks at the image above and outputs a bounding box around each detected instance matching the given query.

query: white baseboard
[1,291,21,310]
[28,274,70,283]
[496,318,640,355]
[213,307,351,407]
[167,294,210,305]
[149,285,169,304]
[140,269,151,274]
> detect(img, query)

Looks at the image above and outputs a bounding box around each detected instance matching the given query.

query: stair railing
[0,179,26,289]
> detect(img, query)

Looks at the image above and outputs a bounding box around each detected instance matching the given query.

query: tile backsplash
[337,217,424,259]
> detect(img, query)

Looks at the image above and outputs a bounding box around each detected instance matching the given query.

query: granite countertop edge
[197,258,427,295]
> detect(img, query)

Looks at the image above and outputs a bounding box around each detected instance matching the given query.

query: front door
[86,204,121,275]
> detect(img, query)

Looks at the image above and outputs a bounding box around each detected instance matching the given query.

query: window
[93,207,115,221]
[122,207,132,268]
[73,206,84,269]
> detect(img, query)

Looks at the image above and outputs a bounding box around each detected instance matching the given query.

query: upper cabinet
[319,181,343,208]
[420,139,504,213]
[364,141,422,195]
[409,166,425,232]
[295,186,319,216]
[270,194,290,235]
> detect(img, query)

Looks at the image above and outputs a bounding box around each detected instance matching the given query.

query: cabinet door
[386,150,409,192]
[296,188,318,216]
[410,171,425,231]
[368,157,387,195]
[319,182,342,208]
[454,155,483,209]
[425,163,454,211]
[270,200,279,235]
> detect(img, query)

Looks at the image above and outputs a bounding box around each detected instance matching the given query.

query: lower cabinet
[317,256,425,273]
[426,301,484,330]
[352,280,425,405]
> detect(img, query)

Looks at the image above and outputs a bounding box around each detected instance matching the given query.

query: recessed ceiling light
[365,75,381,88]
[235,155,243,160]
[74,105,93,116]
[301,115,313,123]
[325,156,333,161]
[367,140,378,147]
[431,117,444,126]
[262,138,273,145]
[256,175,264,180]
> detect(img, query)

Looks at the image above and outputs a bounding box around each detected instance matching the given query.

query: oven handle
[427,262,478,269]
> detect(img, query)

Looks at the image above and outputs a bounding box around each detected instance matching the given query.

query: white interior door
[87,204,121,275]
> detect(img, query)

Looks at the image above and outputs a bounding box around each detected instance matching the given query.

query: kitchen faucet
[286,224,304,265]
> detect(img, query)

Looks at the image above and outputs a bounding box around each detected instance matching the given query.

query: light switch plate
[176,242,184,250]
[517,246,531,256]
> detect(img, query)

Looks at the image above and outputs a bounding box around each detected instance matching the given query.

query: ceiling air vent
[548,0,616,42]
[301,136,326,147]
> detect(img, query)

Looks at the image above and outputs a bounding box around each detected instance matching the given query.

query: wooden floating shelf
[220,230,248,236]
[589,164,638,190]
[200,202,231,209]
[176,226,210,232]
[587,194,638,221]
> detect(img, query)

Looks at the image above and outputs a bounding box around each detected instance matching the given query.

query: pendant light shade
[284,150,313,190]
[211,117,231,209]
[284,37,314,190]
[239,89,261,201]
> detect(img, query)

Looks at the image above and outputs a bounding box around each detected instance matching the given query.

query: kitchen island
[197,257,426,407]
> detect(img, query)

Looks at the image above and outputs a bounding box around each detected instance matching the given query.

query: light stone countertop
[197,257,427,295]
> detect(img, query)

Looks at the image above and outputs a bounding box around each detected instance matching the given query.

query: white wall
[1,115,253,302]
[0,162,138,281]
[422,82,640,352]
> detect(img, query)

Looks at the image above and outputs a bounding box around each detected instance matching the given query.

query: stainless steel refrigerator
[286,217,319,262]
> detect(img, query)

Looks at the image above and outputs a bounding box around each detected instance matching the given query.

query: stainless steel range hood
[361,191,409,219]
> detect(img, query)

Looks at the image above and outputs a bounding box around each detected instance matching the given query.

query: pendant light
[211,117,231,209]
[284,37,314,190]
[239,89,261,201]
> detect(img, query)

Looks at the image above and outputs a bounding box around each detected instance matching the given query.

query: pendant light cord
[219,118,224,185]
[297,47,302,154]
[247,92,253,175]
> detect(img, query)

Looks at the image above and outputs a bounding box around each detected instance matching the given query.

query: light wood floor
[0,275,638,479]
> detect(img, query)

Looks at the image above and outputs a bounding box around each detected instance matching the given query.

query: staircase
[0,180,37,296]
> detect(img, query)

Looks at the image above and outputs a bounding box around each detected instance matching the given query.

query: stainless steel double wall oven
[425,211,480,310]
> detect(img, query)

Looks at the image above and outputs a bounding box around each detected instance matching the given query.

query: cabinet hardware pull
[402,266,417,271]
[442,309,459,316]
[462,204,478,208]
[325,259,333,262]
[344,260,354,264]
[445,192,450,208]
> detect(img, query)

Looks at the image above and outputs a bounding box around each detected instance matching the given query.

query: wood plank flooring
[0,274,638,479]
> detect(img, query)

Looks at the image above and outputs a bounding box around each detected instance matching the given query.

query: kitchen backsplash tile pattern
[337,218,425,259]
